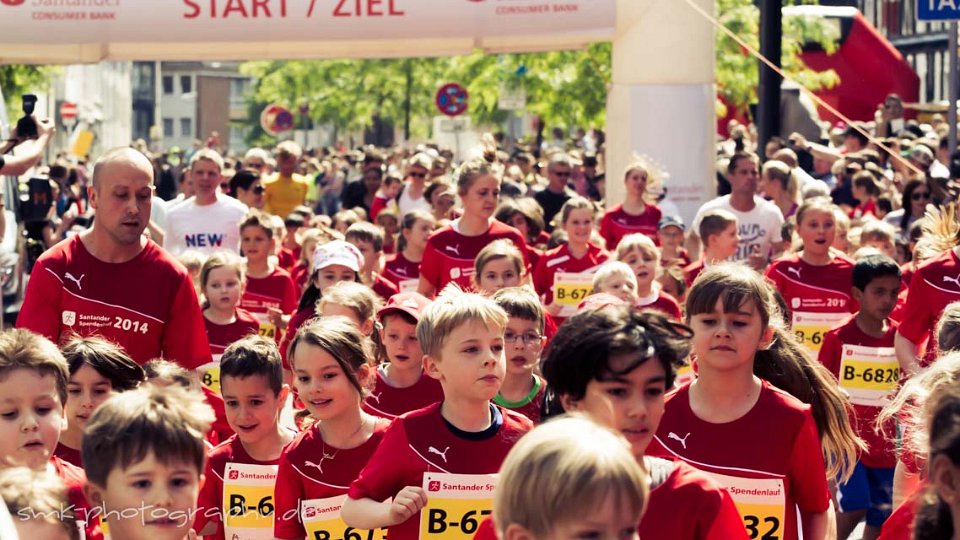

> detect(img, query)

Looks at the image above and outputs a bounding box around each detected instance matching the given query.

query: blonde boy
[592,261,640,304]
[860,220,898,260]
[0,467,79,540]
[82,385,214,540]
[342,289,534,540]
[493,415,648,540]
[491,286,547,423]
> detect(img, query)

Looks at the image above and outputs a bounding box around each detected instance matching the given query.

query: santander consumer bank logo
[1,0,27,6]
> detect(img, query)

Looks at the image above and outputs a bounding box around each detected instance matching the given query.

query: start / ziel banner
[0,0,615,48]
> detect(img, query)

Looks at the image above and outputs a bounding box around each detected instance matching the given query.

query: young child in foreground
[0,329,96,539]
[489,415,648,540]
[0,466,79,540]
[541,304,747,539]
[341,288,534,540]
[82,384,215,540]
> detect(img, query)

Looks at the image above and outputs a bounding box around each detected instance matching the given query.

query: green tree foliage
[0,65,55,122]
[716,0,840,117]
[241,1,837,139]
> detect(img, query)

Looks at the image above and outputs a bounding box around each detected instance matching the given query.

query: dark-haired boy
[684,209,739,287]
[818,254,902,540]
[193,335,293,540]
[346,222,399,301]
[82,384,215,540]
[491,286,547,423]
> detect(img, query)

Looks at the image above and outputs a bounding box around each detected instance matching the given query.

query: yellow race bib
[199,357,222,394]
[552,272,595,317]
[838,344,899,407]
[791,311,847,354]
[222,462,278,540]
[301,495,386,540]
[706,472,786,540]
[419,472,496,540]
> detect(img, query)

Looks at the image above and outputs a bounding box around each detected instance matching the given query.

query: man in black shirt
[534,153,576,231]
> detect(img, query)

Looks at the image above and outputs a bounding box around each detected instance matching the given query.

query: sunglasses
[408,172,427,179]
[912,192,931,201]
[552,171,571,178]
[248,162,265,169]
[252,185,265,195]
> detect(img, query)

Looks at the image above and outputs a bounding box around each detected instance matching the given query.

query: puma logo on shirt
[944,275,960,287]
[428,446,450,463]
[787,267,802,280]
[668,432,691,449]
[65,272,85,290]
[444,245,460,256]
[367,391,382,404]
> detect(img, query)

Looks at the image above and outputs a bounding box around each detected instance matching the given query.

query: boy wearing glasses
[491,286,547,423]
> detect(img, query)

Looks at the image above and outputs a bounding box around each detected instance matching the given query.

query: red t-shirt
[684,260,706,288]
[347,403,533,540]
[384,252,421,294]
[818,316,898,468]
[637,289,683,320]
[361,366,445,419]
[273,418,391,539]
[194,433,292,540]
[877,483,923,540]
[639,459,749,539]
[766,253,856,352]
[599,203,662,250]
[663,248,692,268]
[532,242,609,305]
[899,247,960,364]
[53,442,83,468]
[204,308,260,358]
[648,381,831,540]
[372,273,399,302]
[279,247,297,271]
[291,262,310,294]
[241,267,298,342]
[53,455,103,540]
[17,236,211,368]
[279,308,316,370]
[419,220,529,293]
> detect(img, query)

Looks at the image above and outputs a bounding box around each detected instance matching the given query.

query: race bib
[838,344,899,407]
[199,357,222,394]
[257,322,277,340]
[301,495,386,540]
[706,472,786,540]
[791,311,847,354]
[419,472,496,540]
[552,272,595,318]
[222,462,278,540]
[399,278,419,294]
[675,360,696,388]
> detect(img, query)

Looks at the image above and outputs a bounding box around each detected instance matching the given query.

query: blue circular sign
[435,83,469,117]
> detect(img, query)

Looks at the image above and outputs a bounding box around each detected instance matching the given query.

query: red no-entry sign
[435,83,468,117]
[60,101,77,128]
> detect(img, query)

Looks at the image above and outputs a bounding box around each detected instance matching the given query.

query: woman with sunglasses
[599,159,663,252]
[397,152,434,216]
[229,169,265,210]
[884,178,932,240]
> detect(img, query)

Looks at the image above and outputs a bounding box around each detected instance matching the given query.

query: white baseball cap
[312,240,362,273]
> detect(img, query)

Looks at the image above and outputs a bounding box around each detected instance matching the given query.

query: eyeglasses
[504,331,544,347]
[252,185,265,195]
[912,192,931,201]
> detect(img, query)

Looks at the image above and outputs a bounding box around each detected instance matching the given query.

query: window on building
[181,75,192,94]
[162,75,174,95]
[163,118,174,137]
[180,118,192,137]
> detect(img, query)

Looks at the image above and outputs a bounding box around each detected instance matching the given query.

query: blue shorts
[836,461,894,527]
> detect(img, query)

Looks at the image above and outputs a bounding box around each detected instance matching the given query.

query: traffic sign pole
[951,21,958,156]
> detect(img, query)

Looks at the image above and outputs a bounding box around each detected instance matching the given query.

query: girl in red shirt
[200,252,260,359]
[650,264,861,540]
[418,158,529,297]
[617,233,682,320]
[274,317,391,540]
[473,239,525,296]
[766,197,855,356]
[533,196,609,318]
[599,159,662,251]
[384,210,435,294]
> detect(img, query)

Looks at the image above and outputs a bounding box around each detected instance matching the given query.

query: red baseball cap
[378,292,432,322]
